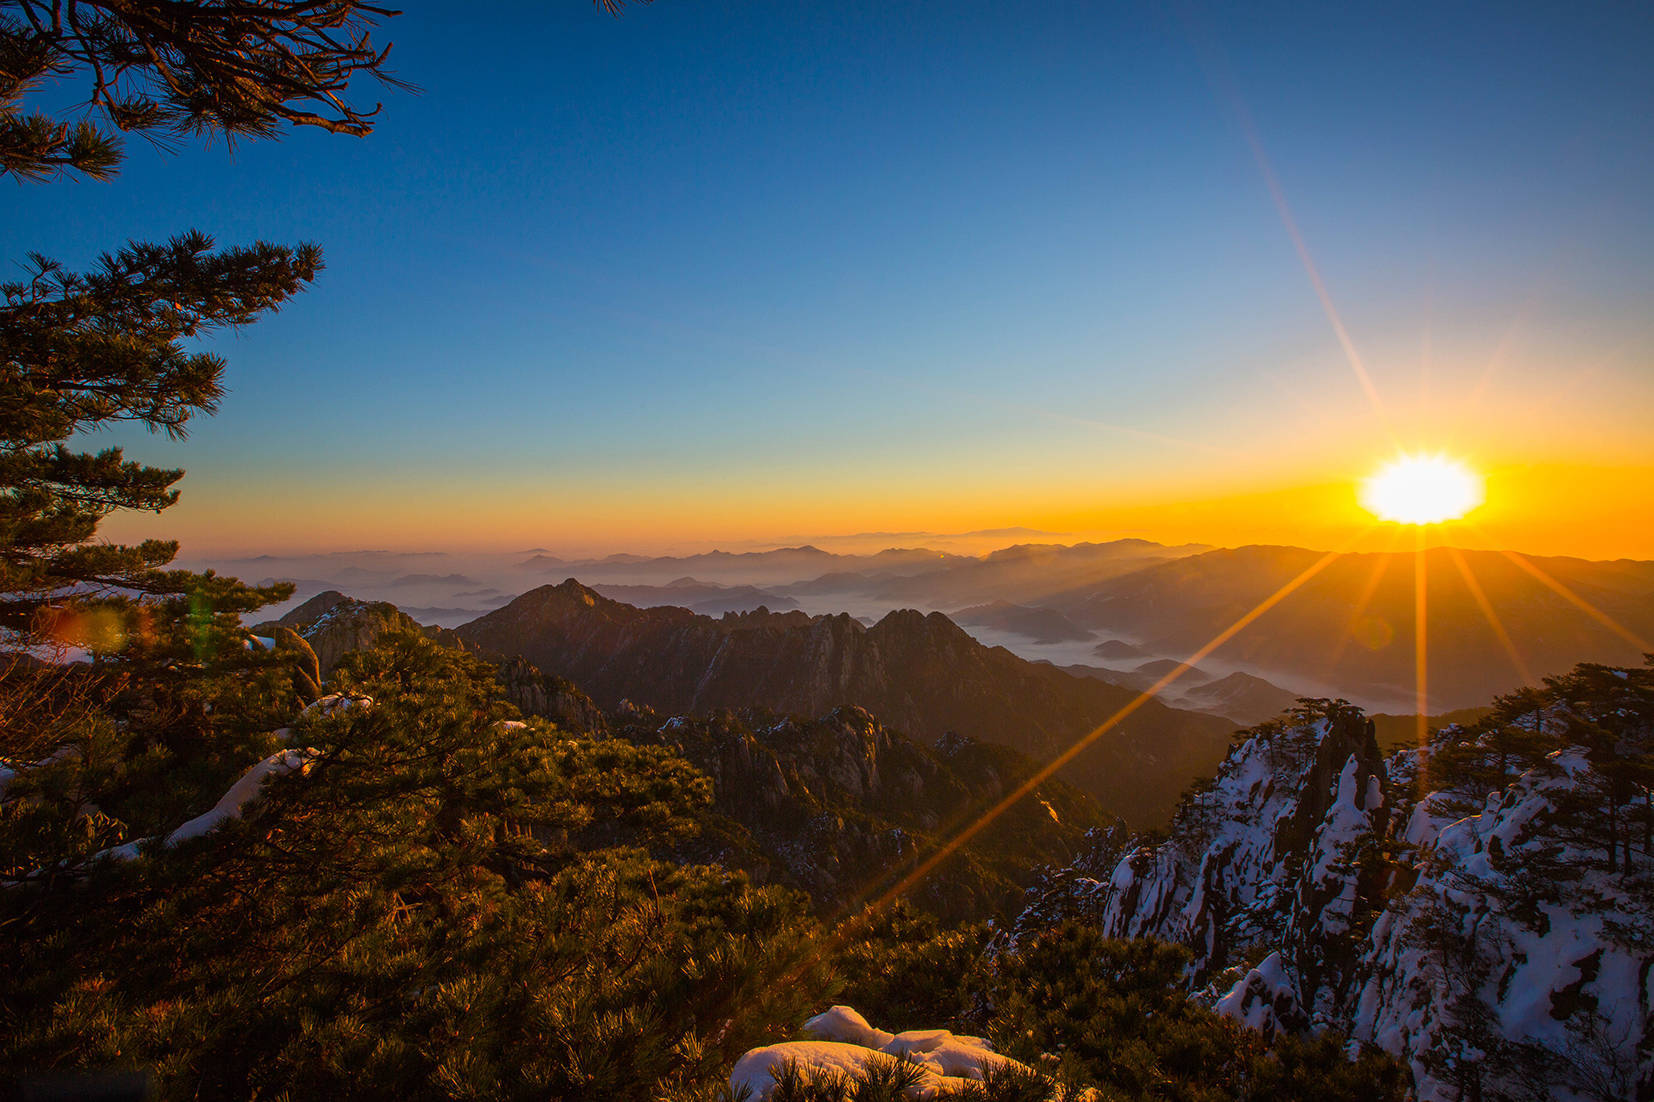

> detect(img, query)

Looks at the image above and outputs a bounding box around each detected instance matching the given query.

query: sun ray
[856,541,1358,919]
[1173,10,1393,440]
[1445,545,1534,687]
[1414,528,1428,746]
[764,538,1371,991]
[764,529,1382,992]
[1493,545,1651,652]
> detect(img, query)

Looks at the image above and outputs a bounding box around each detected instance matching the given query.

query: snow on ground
[92,697,380,862]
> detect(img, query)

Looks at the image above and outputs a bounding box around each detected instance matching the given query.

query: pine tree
[0,0,405,182]
[1,1,404,766]
[1,235,317,636]
[2,632,833,1099]
[0,1,412,903]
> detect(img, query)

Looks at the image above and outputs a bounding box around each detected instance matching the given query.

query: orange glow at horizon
[98,458,1654,563]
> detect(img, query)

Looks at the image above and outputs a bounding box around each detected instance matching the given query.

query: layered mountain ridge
[1057,544,1654,710]
[455,579,1237,826]
[252,589,1108,923]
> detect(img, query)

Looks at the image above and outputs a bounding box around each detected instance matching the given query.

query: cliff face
[1348,742,1652,1102]
[455,580,1236,827]
[1084,701,1389,1018]
[1019,678,1654,1102]
[494,655,609,734]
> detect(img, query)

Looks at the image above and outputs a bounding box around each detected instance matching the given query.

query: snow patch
[732,1005,1058,1100]
[95,748,317,864]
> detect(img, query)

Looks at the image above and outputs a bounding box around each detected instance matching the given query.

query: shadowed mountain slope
[455,580,1235,826]
[617,704,1110,922]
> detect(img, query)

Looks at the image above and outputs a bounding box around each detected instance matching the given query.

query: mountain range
[224,537,1654,715]
[1053,544,1654,710]
[454,580,1236,827]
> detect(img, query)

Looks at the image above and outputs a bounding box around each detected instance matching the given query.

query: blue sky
[10,0,1654,556]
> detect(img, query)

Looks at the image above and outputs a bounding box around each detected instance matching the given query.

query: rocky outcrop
[1019,670,1654,1102]
[455,580,1236,826]
[258,596,612,731]
[494,656,608,734]
[254,592,425,676]
[1082,700,1388,1009]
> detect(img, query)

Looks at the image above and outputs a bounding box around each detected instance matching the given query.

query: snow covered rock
[1350,746,1653,1102]
[1089,700,1388,1011]
[1018,680,1654,1101]
[804,1005,896,1049]
[303,692,374,717]
[731,1005,1054,1100]
[1213,951,1303,1034]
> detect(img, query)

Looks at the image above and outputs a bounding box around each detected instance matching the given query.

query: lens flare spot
[1361,455,1483,525]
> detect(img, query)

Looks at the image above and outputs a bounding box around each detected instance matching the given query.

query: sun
[1360,454,1484,525]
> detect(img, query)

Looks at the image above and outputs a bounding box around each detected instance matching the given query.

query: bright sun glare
[1360,454,1484,525]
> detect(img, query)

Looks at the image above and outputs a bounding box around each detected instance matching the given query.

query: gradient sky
[11,0,1654,559]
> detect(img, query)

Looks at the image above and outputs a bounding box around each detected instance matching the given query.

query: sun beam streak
[1326,530,1403,670]
[1494,546,1652,652]
[1414,528,1429,745]
[764,533,1369,992]
[1445,545,1534,687]
[856,541,1358,919]
[1174,6,1393,439]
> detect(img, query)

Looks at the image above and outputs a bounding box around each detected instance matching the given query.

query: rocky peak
[455,587,1237,827]
[716,606,815,632]
[275,590,349,627]
[256,593,422,676]
[494,655,608,734]
[1070,700,1391,988]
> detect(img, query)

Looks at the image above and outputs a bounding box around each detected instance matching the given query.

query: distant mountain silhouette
[591,578,801,616]
[1134,658,1211,683]
[389,572,479,587]
[1179,671,1304,728]
[1060,545,1654,710]
[797,539,1207,608]
[455,580,1235,826]
[514,545,971,587]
